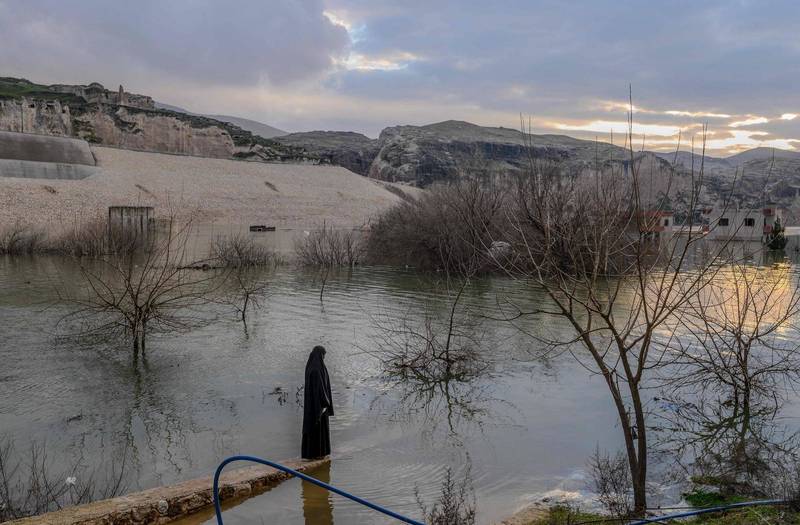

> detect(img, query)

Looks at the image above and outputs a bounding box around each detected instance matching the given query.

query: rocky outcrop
[49,82,155,110]
[278,120,659,187]
[74,105,235,158]
[275,131,379,175]
[0,98,73,136]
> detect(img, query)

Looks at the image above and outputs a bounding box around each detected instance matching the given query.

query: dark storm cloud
[0,0,349,86]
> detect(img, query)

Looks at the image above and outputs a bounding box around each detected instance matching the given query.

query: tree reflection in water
[367,276,515,439]
[655,263,800,496]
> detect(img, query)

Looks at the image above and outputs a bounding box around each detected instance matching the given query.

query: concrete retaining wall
[0,130,95,166]
[5,457,328,525]
[0,158,97,180]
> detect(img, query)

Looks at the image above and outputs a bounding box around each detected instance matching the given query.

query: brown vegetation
[294,223,365,267]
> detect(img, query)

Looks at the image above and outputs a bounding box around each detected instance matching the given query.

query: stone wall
[5,458,329,525]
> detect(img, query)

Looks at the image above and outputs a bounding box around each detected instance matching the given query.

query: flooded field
[2,255,799,523]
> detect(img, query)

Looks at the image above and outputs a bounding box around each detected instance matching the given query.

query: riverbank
[4,458,328,525]
[506,503,800,524]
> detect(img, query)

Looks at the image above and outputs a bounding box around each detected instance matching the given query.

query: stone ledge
[6,457,329,525]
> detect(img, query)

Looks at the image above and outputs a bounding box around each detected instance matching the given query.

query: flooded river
[3,256,796,523]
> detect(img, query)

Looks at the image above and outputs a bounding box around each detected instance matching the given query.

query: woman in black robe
[302,345,334,459]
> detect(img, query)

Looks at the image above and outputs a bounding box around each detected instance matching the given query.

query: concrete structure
[0,158,97,180]
[108,206,154,242]
[638,210,674,243]
[706,207,784,241]
[0,130,95,165]
[5,458,328,525]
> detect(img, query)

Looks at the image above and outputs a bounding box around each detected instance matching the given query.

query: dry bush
[0,222,45,255]
[47,216,147,257]
[365,179,508,272]
[588,447,632,520]
[0,436,127,522]
[416,466,476,525]
[211,234,278,267]
[294,223,364,267]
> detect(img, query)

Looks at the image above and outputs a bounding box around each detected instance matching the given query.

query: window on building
[744,218,755,227]
[719,217,729,226]
[663,218,669,226]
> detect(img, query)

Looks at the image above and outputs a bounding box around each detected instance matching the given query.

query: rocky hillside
[656,149,800,208]
[277,120,671,186]
[278,120,800,209]
[275,131,379,176]
[0,77,309,162]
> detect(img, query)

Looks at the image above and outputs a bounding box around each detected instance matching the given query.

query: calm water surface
[5,256,791,523]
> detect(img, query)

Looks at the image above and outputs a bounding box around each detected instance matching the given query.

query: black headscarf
[303,345,334,435]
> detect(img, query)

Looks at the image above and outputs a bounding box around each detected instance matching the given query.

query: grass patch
[527,504,800,525]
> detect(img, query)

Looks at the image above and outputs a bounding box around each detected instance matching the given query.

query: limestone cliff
[0,77,310,162]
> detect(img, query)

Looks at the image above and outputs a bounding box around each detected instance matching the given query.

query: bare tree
[493,110,748,515]
[58,218,226,357]
[219,266,270,325]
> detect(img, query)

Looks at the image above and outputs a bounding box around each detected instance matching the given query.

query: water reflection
[0,258,669,523]
[302,462,334,525]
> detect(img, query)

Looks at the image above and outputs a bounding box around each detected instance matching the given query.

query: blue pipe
[212,455,425,525]
[628,499,787,524]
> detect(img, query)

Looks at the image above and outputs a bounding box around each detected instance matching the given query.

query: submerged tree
[58,218,226,357]
[491,114,751,515]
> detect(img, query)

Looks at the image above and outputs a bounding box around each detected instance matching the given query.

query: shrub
[294,223,364,267]
[211,234,278,267]
[365,179,508,272]
[0,223,45,255]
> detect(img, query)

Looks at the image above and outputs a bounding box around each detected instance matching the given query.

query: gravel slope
[0,146,418,233]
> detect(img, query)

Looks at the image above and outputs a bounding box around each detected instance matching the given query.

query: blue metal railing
[213,455,425,525]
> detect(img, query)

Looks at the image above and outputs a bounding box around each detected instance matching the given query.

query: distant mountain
[726,147,800,166]
[154,102,286,139]
[654,151,734,174]
[205,115,286,139]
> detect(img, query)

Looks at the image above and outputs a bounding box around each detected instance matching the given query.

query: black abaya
[302,346,334,459]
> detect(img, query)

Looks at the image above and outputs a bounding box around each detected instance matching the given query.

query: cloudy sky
[1,0,798,155]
